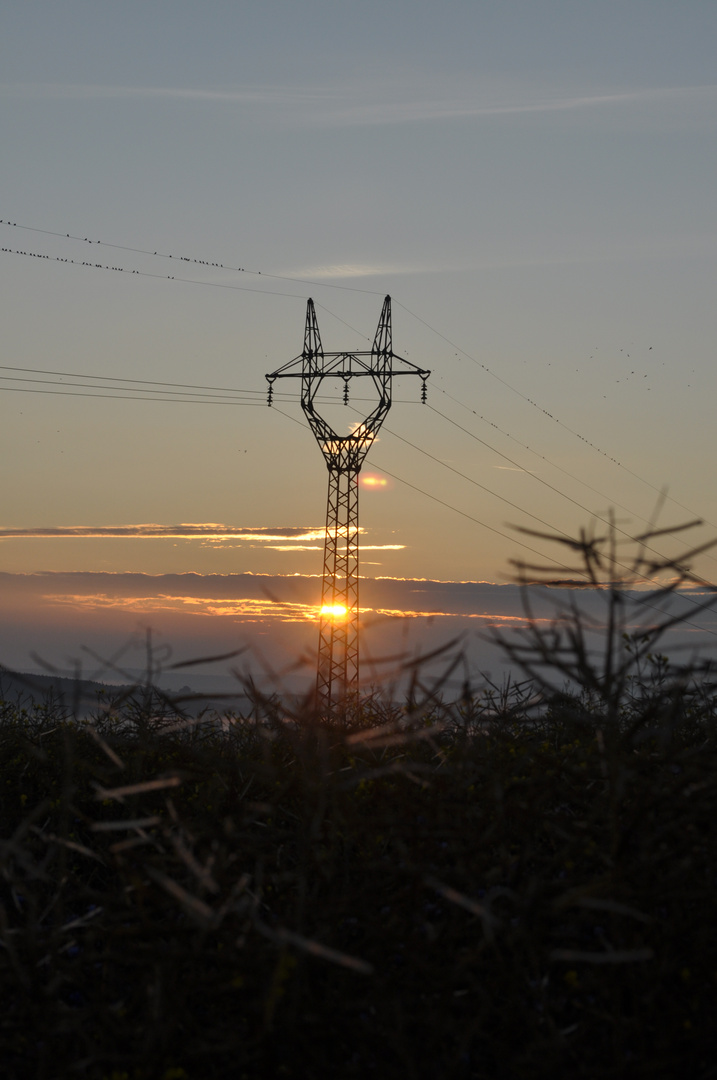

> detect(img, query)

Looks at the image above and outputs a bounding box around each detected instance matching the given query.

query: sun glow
[360,474,388,489]
[320,604,348,619]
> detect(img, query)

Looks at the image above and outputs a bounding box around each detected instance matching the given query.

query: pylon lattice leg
[316,466,359,710]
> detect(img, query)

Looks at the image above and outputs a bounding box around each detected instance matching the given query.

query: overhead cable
[3,217,714,540]
[0,218,384,296]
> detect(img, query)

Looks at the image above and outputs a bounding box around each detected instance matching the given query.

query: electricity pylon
[266,295,429,711]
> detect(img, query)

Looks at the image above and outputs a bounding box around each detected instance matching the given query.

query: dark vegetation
[2,523,717,1079]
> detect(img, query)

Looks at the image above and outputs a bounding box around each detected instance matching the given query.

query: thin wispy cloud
[288,230,717,280]
[0,83,331,106]
[284,262,433,280]
[0,524,406,554]
[3,81,716,128]
[317,84,717,126]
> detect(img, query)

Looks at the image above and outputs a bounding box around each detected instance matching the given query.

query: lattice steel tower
[266,296,429,710]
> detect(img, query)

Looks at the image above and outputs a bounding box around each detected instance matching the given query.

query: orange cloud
[0,524,327,542]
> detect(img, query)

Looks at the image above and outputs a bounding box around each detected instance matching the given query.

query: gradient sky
[2,2,717,682]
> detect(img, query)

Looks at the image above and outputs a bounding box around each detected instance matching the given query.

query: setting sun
[319,604,348,619]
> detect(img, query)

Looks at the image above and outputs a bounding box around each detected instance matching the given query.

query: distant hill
[0,669,256,718]
[0,670,139,713]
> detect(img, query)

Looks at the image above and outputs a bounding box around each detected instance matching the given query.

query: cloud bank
[1,571,715,688]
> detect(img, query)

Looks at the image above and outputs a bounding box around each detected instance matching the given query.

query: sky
[1,1,717,689]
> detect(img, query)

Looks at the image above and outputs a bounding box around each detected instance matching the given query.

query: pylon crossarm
[266,295,429,386]
[267,351,429,380]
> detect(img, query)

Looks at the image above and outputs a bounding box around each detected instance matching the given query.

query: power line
[0,374,257,402]
[429,392,717,575]
[394,297,626,466]
[393,295,715,529]
[0,218,385,297]
[0,363,268,395]
[3,228,715,635]
[0,244,311,301]
[0,385,267,405]
[270,404,565,570]
[424,402,717,591]
[426,401,686,558]
[354,407,576,543]
[9,351,710,589]
[7,234,714,577]
[372,398,717,596]
[3,219,714,549]
[436,384,648,524]
[0,364,419,408]
[272,404,717,640]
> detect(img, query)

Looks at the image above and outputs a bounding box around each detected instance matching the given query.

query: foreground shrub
[0,674,716,1080]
